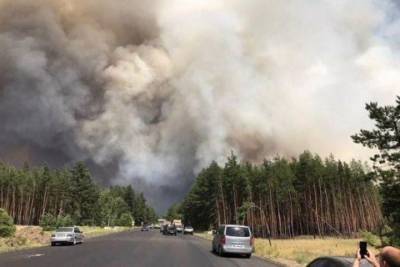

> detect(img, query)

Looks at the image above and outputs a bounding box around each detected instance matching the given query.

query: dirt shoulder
[194,232,372,266]
[0,225,132,253]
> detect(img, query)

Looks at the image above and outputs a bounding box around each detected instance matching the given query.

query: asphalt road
[0,230,279,267]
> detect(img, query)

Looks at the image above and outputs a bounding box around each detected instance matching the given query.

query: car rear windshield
[226,227,250,237]
[56,227,73,232]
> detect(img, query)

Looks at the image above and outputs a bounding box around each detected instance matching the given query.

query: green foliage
[166,203,182,222]
[39,213,57,231]
[182,151,382,237]
[0,208,16,237]
[40,213,75,231]
[98,191,129,226]
[181,161,221,230]
[115,213,133,227]
[352,96,400,245]
[57,215,74,228]
[360,231,381,247]
[0,161,156,229]
[70,162,100,225]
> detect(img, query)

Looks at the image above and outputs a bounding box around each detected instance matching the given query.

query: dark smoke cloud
[0,0,399,212]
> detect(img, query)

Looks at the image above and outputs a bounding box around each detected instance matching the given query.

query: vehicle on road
[212,224,253,258]
[51,226,83,246]
[160,220,170,233]
[183,226,194,235]
[307,256,373,267]
[141,225,150,231]
[173,219,183,233]
[165,224,177,236]
[162,224,168,234]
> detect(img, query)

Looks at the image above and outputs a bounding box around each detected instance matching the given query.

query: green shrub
[115,213,133,227]
[56,215,74,228]
[0,208,16,237]
[40,214,76,231]
[361,231,381,247]
[39,213,57,231]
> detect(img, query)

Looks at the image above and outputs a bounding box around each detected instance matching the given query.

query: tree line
[181,96,399,245]
[0,161,157,227]
[181,151,382,238]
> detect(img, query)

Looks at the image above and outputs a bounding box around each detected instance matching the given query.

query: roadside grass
[195,232,379,266]
[78,226,131,238]
[0,225,132,253]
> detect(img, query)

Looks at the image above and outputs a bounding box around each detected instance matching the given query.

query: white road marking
[26,253,44,258]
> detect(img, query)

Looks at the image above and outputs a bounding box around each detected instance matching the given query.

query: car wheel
[245,254,251,258]
[51,242,56,246]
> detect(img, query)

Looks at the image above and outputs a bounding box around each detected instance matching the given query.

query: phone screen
[360,241,368,258]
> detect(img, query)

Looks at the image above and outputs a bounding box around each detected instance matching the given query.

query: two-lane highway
[0,230,278,267]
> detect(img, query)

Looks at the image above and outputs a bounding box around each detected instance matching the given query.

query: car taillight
[220,236,226,245]
[250,236,254,246]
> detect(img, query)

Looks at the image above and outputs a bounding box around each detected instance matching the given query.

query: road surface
[0,230,279,267]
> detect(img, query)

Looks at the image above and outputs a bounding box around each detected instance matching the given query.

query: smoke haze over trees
[0,0,400,210]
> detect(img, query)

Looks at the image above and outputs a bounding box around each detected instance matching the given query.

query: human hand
[364,249,380,267]
[353,249,361,267]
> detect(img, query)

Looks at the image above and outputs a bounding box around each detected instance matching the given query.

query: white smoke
[0,0,399,210]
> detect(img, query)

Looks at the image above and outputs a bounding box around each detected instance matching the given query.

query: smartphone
[360,241,368,259]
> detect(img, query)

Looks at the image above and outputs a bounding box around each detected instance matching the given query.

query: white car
[51,227,84,246]
[176,225,183,233]
[183,226,194,235]
[212,224,253,258]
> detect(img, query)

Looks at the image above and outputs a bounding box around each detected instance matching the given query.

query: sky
[0,0,399,212]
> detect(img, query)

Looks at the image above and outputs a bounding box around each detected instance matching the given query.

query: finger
[367,249,374,256]
[364,255,374,263]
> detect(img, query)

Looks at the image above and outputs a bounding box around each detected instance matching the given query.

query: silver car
[212,224,254,258]
[51,227,84,246]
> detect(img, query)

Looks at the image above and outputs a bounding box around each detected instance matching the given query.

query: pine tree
[352,96,400,245]
[70,162,99,225]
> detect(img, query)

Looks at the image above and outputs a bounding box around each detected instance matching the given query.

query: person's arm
[365,250,380,267]
[353,249,361,267]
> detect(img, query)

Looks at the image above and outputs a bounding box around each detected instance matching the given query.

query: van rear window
[226,227,250,237]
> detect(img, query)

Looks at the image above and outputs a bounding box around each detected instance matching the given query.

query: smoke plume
[1,0,399,211]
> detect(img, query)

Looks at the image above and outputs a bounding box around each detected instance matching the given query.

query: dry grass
[195,232,378,266]
[0,226,50,253]
[0,225,131,253]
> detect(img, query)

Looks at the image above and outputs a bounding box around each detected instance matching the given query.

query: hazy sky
[0,0,399,211]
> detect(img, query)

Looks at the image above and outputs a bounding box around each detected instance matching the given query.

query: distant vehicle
[162,224,168,234]
[51,226,83,246]
[307,256,372,267]
[141,225,150,231]
[166,224,177,236]
[173,219,183,233]
[212,224,253,258]
[161,220,171,233]
[154,223,161,229]
[183,226,194,235]
[158,218,166,225]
